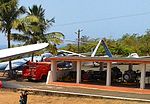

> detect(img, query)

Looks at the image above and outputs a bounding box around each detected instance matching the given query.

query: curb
[15,88,150,103]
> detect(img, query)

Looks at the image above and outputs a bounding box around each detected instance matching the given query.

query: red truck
[0,81,2,88]
[22,61,51,81]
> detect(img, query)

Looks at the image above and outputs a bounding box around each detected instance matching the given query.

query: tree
[11,5,64,55]
[0,0,26,48]
[0,0,26,78]
[139,30,150,55]
[118,33,141,55]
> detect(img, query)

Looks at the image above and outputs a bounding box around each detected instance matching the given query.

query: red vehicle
[22,61,51,81]
[0,81,2,88]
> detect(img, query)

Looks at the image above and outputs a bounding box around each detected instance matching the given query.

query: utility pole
[75,29,83,53]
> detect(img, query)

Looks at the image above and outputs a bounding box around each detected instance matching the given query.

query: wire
[55,11,150,27]
[63,39,87,44]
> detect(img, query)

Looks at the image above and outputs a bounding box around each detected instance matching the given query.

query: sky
[1,0,150,47]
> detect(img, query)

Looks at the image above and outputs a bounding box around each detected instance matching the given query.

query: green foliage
[62,31,150,57]
[0,0,26,48]
[10,5,64,54]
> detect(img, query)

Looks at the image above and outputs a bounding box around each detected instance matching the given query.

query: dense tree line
[61,30,150,57]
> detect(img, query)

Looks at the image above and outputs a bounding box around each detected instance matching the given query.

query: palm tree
[0,0,26,78]
[0,0,26,48]
[11,5,64,55]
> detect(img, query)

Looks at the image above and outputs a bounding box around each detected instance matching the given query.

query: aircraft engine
[123,70,138,83]
[111,67,122,81]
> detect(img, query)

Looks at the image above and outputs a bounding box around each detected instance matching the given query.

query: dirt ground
[0,90,149,104]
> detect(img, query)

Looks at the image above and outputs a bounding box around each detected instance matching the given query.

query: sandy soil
[0,90,149,104]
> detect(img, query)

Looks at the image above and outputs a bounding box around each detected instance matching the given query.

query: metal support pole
[76,61,81,83]
[128,64,133,71]
[140,64,146,89]
[99,62,104,71]
[106,62,112,86]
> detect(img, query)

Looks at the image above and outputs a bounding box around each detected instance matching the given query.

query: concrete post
[46,60,57,84]
[46,71,52,84]
[106,62,112,86]
[76,61,81,83]
[140,64,146,89]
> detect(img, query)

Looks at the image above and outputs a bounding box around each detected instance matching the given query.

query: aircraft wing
[127,53,150,58]
[0,43,49,61]
[3,59,27,71]
[0,56,45,71]
[0,62,8,71]
[58,50,86,57]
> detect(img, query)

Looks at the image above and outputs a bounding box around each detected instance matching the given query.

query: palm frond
[12,19,22,29]
[46,32,64,45]
[12,6,26,18]
[28,5,45,19]
[10,33,29,42]
[0,0,17,12]
[25,15,40,23]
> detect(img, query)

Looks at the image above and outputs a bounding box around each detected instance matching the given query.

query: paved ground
[2,80,150,102]
[1,70,150,102]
